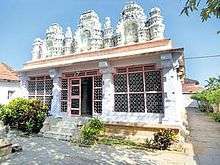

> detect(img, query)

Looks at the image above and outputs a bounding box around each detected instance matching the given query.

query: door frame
[68,78,81,116]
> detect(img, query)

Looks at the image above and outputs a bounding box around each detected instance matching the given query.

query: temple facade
[20,2,186,140]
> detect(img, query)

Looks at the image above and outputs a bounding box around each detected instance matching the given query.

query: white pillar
[161,54,181,125]
[49,69,62,118]
[19,73,29,98]
[99,60,115,120]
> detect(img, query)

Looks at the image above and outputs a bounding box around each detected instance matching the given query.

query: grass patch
[98,136,137,146]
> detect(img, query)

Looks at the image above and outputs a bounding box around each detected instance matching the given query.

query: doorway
[81,77,93,116]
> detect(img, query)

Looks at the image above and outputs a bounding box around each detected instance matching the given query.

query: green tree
[205,76,220,90]
[181,0,220,21]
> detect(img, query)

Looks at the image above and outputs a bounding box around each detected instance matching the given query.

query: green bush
[191,76,220,112]
[145,129,177,150]
[209,112,220,122]
[80,118,104,145]
[0,98,48,134]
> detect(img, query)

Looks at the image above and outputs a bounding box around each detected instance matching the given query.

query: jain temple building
[19,2,186,140]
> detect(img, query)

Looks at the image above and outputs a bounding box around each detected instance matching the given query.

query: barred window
[114,65,163,113]
[28,76,53,110]
[93,76,102,114]
[61,79,68,112]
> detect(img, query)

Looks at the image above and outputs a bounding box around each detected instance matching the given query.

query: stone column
[98,60,114,120]
[19,73,29,98]
[49,69,62,118]
[161,54,181,125]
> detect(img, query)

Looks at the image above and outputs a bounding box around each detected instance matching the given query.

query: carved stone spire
[31,38,43,60]
[103,17,113,48]
[75,10,102,52]
[30,2,167,61]
[46,23,64,57]
[41,39,48,58]
[64,27,73,55]
[148,7,165,40]
[116,1,147,45]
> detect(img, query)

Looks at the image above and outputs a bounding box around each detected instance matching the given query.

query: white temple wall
[110,54,161,68]
[60,61,99,73]
[22,52,183,127]
[102,54,182,125]
[100,53,183,126]
[25,69,50,77]
[0,80,20,104]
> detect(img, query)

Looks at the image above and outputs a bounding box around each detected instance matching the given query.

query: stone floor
[187,108,220,165]
[0,135,195,165]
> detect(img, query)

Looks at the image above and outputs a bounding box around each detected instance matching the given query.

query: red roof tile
[182,83,203,94]
[0,63,19,81]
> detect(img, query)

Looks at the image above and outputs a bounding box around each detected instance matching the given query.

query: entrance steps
[40,116,91,141]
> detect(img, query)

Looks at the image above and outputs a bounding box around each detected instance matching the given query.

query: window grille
[114,65,163,113]
[128,72,144,92]
[114,94,128,112]
[61,79,68,112]
[28,81,35,95]
[28,76,53,111]
[114,74,127,92]
[146,93,163,113]
[130,93,145,112]
[145,71,162,91]
[93,76,102,114]
[36,81,44,95]
[45,80,53,95]
[94,76,102,87]
[94,101,102,114]
[94,88,102,100]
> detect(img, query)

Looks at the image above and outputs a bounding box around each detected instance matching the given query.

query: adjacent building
[0,63,20,104]
[182,78,203,108]
[19,2,186,140]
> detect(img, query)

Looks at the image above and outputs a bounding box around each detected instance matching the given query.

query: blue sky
[0,0,219,85]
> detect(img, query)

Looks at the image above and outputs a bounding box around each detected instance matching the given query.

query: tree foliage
[192,76,220,110]
[205,76,220,90]
[181,0,220,21]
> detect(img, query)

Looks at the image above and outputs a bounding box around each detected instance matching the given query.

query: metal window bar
[114,65,163,113]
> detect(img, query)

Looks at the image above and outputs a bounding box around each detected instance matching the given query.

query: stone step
[40,116,90,141]
[42,130,80,141]
[49,128,80,135]
[43,132,71,141]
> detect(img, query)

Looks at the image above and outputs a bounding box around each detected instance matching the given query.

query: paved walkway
[187,108,220,165]
[0,135,194,165]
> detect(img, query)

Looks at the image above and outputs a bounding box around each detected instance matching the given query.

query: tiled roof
[0,63,19,81]
[182,84,203,94]
[182,78,203,94]
[184,78,199,85]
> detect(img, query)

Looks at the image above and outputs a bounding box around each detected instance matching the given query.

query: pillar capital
[98,60,115,74]
[49,69,62,79]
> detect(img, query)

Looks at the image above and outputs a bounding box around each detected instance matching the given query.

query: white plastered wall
[0,80,20,105]
[101,54,164,124]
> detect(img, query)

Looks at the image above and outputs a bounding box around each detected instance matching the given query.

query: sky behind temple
[0,0,219,85]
